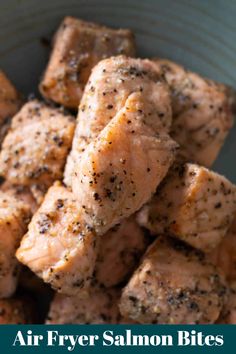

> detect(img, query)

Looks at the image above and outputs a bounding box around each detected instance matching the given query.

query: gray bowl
[0,0,235,181]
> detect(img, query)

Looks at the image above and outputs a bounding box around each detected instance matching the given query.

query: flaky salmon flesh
[64,55,173,187]
[72,92,177,234]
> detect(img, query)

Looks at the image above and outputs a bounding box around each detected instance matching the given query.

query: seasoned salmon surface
[152,59,235,167]
[217,281,236,324]
[16,182,97,295]
[64,55,173,187]
[0,192,31,298]
[0,296,35,324]
[209,216,236,281]
[119,236,227,324]
[0,100,75,204]
[0,182,38,214]
[46,285,121,324]
[40,17,136,108]
[0,71,22,146]
[72,92,177,234]
[137,163,236,251]
[95,217,148,287]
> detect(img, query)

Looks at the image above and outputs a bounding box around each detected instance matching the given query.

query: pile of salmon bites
[0,17,236,325]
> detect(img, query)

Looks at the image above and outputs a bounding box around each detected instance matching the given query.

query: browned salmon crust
[40,17,136,108]
[16,182,97,295]
[152,59,235,167]
[0,100,75,204]
[0,191,31,298]
[120,236,227,324]
[64,56,173,187]
[137,163,236,252]
[0,71,22,147]
[95,217,148,287]
[72,92,177,234]
[46,285,121,324]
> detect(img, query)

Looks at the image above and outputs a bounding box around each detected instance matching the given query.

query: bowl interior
[0,0,235,181]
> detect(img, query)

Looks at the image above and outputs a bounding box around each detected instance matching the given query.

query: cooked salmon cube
[16,182,97,295]
[119,236,227,324]
[40,17,136,108]
[46,286,121,324]
[72,92,178,234]
[0,71,22,146]
[209,215,236,281]
[137,163,236,252]
[152,59,235,167]
[0,192,31,298]
[64,56,172,187]
[95,217,148,287]
[217,281,236,324]
[0,296,35,324]
[0,100,75,204]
